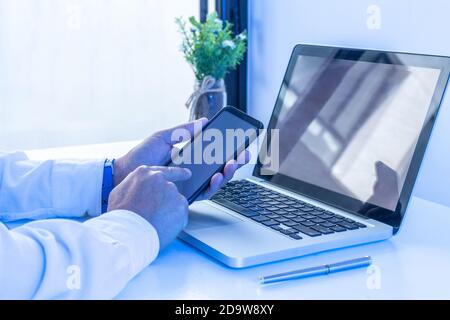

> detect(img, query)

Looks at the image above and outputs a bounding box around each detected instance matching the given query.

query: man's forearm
[0,209,159,299]
[0,151,105,221]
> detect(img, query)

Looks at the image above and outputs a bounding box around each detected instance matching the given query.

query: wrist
[113,157,127,187]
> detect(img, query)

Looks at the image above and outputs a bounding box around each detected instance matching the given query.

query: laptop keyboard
[211,180,367,240]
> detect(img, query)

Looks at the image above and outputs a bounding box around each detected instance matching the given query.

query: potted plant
[176,12,247,120]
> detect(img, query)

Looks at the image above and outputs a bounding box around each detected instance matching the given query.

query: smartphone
[167,106,264,204]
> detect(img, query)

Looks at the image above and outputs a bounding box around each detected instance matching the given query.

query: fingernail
[184,168,192,177]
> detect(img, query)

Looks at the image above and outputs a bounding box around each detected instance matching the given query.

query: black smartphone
[167,106,264,204]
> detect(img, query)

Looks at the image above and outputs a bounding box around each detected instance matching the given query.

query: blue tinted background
[247,0,450,208]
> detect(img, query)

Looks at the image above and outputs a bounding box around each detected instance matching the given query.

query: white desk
[26,141,450,299]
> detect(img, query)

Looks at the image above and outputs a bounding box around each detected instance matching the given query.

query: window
[0,0,199,150]
[213,0,248,112]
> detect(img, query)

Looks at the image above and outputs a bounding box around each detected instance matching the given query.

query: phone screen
[169,108,262,203]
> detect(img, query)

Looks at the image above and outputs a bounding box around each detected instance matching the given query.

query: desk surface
[26,141,450,299]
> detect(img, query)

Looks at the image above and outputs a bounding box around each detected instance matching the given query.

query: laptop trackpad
[187,201,243,231]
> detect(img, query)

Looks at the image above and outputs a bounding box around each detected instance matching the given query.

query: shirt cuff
[84,209,160,275]
[51,158,105,218]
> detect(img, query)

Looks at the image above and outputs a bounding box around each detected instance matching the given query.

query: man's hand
[107,165,191,249]
[113,118,249,200]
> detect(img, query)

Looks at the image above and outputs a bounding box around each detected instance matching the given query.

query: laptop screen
[255,45,450,230]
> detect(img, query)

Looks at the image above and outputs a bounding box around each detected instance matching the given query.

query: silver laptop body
[179,44,450,268]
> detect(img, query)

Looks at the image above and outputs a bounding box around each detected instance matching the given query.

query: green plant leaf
[176,12,247,81]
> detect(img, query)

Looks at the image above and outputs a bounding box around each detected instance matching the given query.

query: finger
[223,160,238,181]
[198,157,243,201]
[150,166,192,182]
[197,173,224,200]
[159,118,208,145]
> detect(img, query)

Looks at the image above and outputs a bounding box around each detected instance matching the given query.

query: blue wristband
[101,159,115,214]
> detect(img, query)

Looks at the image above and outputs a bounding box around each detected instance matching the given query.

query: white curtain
[0,0,197,150]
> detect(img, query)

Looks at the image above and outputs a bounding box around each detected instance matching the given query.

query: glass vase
[188,78,227,121]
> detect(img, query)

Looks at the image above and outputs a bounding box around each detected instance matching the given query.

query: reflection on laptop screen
[265,55,441,211]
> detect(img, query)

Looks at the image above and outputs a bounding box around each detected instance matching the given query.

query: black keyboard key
[289,233,303,240]
[284,214,297,219]
[320,222,335,228]
[212,198,259,217]
[266,206,280,211]
[300,214,315,220]
[338,221,359,230]
[311,218,325,224]
[280,228,296,235]
[292,217,306,223]
[262,219,279,226]
[311,225,334,234]
[354,222,367,228]
[258,210,273,215]
[301,207,314,212]
[318,214,334,220]
[240,211,259,217]
[271,225,284,232]
[283,221,298,227]
[293,225,321,237]
[252,215,269,222]
[275,217,289,223]
[300,220,315,227]
[267,214,280,219]
[331,225,346,232]
[276,204,289,209]
[329,217,344,224]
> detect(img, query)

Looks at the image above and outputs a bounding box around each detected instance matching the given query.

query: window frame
[200,0,248,112]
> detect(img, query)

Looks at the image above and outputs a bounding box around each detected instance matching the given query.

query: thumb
[158,118,208,146]
[150,166,192,182]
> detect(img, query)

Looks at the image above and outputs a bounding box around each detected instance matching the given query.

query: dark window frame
[200,0,248,112]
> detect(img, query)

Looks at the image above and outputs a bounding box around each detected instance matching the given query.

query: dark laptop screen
[255,45,450,230]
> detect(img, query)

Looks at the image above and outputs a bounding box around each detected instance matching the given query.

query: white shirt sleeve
[0,151,105,221]
[0,151,160,299]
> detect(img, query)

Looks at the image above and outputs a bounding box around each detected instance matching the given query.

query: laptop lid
[253,44,450,233]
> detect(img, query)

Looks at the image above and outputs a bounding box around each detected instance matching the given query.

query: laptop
[179,44,450,268]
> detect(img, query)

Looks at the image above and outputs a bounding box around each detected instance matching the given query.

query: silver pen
[259,256,372,285]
